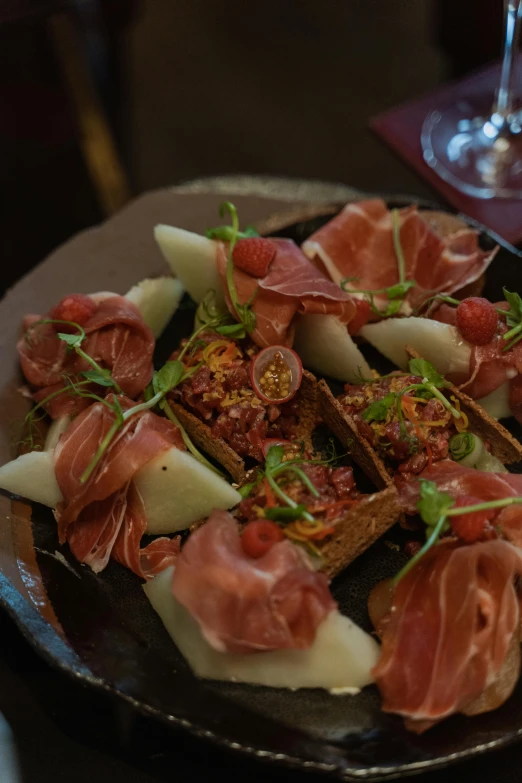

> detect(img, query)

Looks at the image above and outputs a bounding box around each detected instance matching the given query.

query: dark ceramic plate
[1,190,522,782]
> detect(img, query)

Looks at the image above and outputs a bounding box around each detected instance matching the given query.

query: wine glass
[421,0,522,199]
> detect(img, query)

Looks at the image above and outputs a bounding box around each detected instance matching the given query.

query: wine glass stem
[494,0,522,118]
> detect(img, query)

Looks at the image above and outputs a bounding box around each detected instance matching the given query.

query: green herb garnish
[449,432,476,461]
[207,202,257,335]
[393,480,522,585]
[340,209,415,318]
[362,393,396,423]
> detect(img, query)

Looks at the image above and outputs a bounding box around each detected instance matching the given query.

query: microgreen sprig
[206,202,257,336]
[240,445,340,526]
[393,480,522,585]
[340,209,415,318]
[360,358,460,434]
[26,319,122,393]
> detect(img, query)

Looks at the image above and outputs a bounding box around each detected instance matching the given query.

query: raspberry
[232,238,276,277]
[450,495,495,543]
[49,294,97,332]
[456,297,498,345]
[348,298,371,335]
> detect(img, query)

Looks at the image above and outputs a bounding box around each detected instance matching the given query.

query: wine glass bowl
[421,0,522,199]
[422,98,522,199]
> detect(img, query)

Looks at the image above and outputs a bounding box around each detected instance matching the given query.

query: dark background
[0,1,517,781]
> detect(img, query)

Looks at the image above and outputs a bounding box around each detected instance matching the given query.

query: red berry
[455,297,498,345]
[348,298,371,335]
[49,294,96,332]
[404,540,421,558]
[232,238,276,277]
[450,495,495,543]
[241,519,285,558]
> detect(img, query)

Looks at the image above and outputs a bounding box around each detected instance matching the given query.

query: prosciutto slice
[395,460,522,515]
[373,539,522,729]
[216,239,355,347]
[18,295,154,418]
[54,396,183,577]
[171,509,336,654]
[302,200,496,316]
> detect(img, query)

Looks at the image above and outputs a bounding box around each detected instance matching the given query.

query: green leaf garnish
[205,224,260,241]
[238,481,258,499]
[501,288,522,351]
[215,323,247,338]
[362,393,396,423]
[503,288,522,328]
[417,480,455,527]
[153,360,185,395]
[57,331,84,348]
[265,445,284,471]
[408,358,445,387]
[264,504,308,521]
[80,369,115,387]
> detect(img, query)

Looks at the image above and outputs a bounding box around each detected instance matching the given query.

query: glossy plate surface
[1,190,521,781]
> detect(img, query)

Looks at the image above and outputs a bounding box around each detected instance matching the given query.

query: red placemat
[371,58,522,246]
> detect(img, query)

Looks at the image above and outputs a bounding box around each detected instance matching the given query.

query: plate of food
[2,188,522,781]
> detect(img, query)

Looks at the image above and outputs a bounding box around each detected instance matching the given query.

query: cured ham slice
[216,239,355,347]
[395,461,522,515]
[373,539,522,729]
[54,396,183,577]
[302,200,496,315]
[18,295,154,418]
[171,509,336,654]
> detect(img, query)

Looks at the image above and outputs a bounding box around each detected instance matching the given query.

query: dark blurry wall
[2,0,501,285]
[126,0,444,193]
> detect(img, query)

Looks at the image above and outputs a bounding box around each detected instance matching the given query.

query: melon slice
[362,318,513,420]
[144,567,380,691]
[0,448,240,532]
[294,314,371,382]
[133,449,240,534]
[0,451,61,508]
[361,317,472,378]
[125,277,184,338]
[154,225,224,306]
[476,384,511,421]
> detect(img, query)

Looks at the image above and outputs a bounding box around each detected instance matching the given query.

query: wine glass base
[421,98,522,199]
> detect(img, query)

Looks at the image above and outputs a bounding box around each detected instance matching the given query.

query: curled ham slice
[54,395,183,577]
[216,239,355,347]
[17,296,154,418]
[302,200,496,317]
[373,539,522,730]
[171,509,336,654]
[395,460,522,515]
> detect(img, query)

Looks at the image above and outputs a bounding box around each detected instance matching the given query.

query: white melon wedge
[44,416,71,452]
[133,449,240,534]
[362,318,513,420]
[0,451,61,508]
[294,314,371,383]
[0,447,240,533]
[476,384,511,421]
[361,317,472,378]
[154,225,224,306]
[124,277,184,338]
[144,567,380,691]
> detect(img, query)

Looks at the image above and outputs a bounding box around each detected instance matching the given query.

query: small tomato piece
[241,519,285,558]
